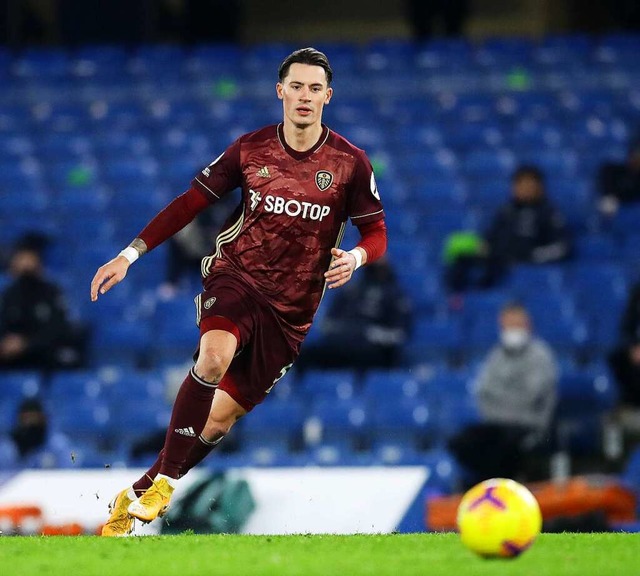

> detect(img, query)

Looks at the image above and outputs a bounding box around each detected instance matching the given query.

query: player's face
[277,63,333,128]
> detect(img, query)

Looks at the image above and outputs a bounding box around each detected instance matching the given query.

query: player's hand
[90,256,130,301]
[324,247,357,289]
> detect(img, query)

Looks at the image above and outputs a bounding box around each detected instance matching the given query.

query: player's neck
[282,121,323,152]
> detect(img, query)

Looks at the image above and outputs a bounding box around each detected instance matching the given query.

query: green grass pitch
[0,533,638,576]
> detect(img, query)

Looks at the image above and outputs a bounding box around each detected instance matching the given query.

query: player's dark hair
[512,165,544,185]
[278,47,333,85]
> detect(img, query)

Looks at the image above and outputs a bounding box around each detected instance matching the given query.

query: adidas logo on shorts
[174,427,196,437]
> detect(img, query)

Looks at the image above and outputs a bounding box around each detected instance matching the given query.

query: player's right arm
[91,140,243,301]
[90,189,210,300]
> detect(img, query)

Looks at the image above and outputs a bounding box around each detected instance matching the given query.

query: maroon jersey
[191,123,385,341]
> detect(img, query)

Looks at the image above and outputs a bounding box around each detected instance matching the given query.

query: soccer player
[91,47,387,536]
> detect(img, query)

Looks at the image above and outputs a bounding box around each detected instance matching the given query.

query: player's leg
[103,280,251,535]
[156,305,296,479]
[179,388,247,474]
[129,380,247,499]
[127,328,237,522]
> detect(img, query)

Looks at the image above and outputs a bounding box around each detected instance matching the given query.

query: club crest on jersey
[203,297,216,309]
[315,170,333,191]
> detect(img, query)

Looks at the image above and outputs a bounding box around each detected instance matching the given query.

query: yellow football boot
[127,477,174,523]
[101,488,135,537]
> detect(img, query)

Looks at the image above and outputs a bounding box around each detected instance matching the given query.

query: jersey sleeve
[191,138,243,201]
[346,150,385,226]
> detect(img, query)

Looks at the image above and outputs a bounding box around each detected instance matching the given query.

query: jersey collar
[277,123,330,160]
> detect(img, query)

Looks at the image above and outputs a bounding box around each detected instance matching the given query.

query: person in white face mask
[449,301,558,488]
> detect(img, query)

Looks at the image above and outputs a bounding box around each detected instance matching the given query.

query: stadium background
[1,0,640,534]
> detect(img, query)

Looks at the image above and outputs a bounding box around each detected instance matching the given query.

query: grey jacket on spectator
[475,337,558,432]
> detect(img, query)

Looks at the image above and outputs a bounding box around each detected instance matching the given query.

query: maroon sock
[132,450,164,496]
[159,368,217,478]
[178,435,222,478]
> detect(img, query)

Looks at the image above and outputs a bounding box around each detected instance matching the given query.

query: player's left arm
[325,220,387,289]
[325,150,387,289]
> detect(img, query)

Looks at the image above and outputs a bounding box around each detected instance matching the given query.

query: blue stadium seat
[0,371,42,402]
[396,149,458,180]
[395,267,441,314]
[240,398,306,450]
[151,296,198,359]
[187,44,243,77]
[533,35,592,67]
[423,370,472,402]
[574,235,618,261]
[298,369,358,401]
[130,44,186,76]
[243,42,298,77]
[49,398,113,448]
[101,368,168,402]
[517,148,578,178]
[113,398,172,448]
[362,369,428,401]
[0,435,18,469]
[0,399,20,435]
[241,446,307,467]
[504,264,565,294]
[14,48,71,78]
[555,367,618,454]
[306,398,369,450]
[371,441,426,466]
[462,149,516,180]
[369,396,435,449]
[91,319,153,368]
[417,178,468,211]
[475,37,533,67]
[621,444,640,492]
[48,371,107,403]
[467,178,510,211]
[403,317,463,365]
[466,315,500,361]
[609,204,640,240]
[462,289,510,324]
[434,393,480,443]
[557,367,618,413]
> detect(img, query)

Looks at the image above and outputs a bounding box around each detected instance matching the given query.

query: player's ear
[276,82,284,100]
[325,86,333,105]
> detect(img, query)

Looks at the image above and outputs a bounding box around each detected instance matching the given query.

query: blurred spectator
[166,212,217,292]
[296,258,412,372]
[162,194,238,293]
[598,137,640,216]
[608,281,640,408]
[449,302,558,486]
[0,234,87,370]
[405,0,470,39]
[11,398,73,468]
[446,165,572,293]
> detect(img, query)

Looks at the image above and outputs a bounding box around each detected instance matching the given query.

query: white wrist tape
[348,248,363,270]
[118,246,139,264]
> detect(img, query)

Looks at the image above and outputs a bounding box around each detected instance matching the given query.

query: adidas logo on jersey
[174,427,196,437]
[257,166,271,178]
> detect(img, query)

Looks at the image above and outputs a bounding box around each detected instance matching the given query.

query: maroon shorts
[193,273,300,412]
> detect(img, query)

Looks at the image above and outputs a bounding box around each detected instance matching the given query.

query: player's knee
[194,351,228,384]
